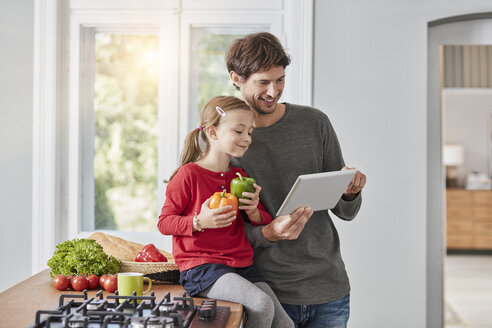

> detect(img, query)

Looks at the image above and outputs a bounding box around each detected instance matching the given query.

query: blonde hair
[168,96,250,181]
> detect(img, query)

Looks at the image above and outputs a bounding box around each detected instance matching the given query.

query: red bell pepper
[135,244,167,262]
[135,252,151,262]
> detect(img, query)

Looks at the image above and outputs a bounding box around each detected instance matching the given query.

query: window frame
[179,13,283,149]
[32,0,313,274]
[68,10,179,240]
[79,28,163,232]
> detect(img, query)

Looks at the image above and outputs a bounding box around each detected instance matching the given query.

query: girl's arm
[255,197,273,225]
[158,205,194,236]
[158,167,239,234]
[239,183,272,225]
[157,170,195,236]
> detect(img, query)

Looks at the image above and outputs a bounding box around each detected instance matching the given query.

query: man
[228,32,366,327]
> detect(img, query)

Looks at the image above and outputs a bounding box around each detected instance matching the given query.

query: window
[33,0,313,273]
[88,34,159,232]
[78,29,164,235]
[66,13,180,242]
[188,27,264,131]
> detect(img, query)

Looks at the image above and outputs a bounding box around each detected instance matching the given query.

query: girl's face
[212,109,254,158]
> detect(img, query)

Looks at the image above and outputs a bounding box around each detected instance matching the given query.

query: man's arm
[244,222,274,249]
[245,206,313,248]
[331,167,366,221]
[332,192,362,221]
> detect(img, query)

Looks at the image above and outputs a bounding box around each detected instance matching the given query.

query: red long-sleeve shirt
[157,162,272,271]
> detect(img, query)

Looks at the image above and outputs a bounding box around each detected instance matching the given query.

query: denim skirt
[179,263,264,296]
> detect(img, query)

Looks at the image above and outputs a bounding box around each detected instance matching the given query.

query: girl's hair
[168,96,250,181]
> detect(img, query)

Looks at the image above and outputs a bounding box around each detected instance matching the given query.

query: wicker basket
[120,260,180,284]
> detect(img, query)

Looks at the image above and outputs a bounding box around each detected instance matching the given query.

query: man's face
[235,66,285,115]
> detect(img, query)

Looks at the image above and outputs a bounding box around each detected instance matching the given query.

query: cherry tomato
[87,274,99,289]
[103,275,117,293]
[99,274,108,287]
[71,276,89,291]
[52,275,70,291]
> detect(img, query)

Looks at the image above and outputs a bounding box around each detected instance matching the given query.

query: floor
[445,254,492,328]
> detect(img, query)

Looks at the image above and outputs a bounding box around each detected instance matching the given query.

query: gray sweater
[231,103,362,305]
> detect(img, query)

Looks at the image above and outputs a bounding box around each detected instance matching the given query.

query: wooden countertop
[0,269,243,327]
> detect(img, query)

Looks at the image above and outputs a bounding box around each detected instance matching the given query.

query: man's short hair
[225,32,291,83]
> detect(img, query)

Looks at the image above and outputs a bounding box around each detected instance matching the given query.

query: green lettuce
[47,238,120,278]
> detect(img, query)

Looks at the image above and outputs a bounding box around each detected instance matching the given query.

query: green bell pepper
[230,172,256,206]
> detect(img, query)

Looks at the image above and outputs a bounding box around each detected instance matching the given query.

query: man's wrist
[262,223,278,242]
[342,192,359,201]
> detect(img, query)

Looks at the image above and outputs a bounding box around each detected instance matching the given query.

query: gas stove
[29,290,230,328]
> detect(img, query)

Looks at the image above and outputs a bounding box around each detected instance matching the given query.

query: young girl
[157,96,293,328]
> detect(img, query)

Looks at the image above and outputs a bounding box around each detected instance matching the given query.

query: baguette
[90,232,143,251]
[88,232,173,262]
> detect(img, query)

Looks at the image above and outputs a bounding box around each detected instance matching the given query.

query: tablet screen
[276,170,356,216]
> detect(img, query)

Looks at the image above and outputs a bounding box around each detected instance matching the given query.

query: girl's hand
[197,197,237,229]
[238,183,262,223]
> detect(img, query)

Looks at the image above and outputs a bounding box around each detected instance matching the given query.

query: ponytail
[180,128,202,166]
[168,128,205,181]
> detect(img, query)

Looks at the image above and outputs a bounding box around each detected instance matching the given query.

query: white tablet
[276,170,356,216]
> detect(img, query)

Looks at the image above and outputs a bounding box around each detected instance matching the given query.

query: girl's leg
[254,282,294,328]
[198,273,275,328]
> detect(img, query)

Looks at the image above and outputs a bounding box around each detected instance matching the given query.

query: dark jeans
[281,293,350,328]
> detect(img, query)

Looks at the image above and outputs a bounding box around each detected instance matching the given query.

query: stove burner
[29,290,230,328]
[159,303,176,312]
[157,292,177,314]
[61,315,86,328]
[86,299,106,311]
[131,316,174,328]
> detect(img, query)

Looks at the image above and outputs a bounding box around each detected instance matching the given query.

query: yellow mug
[117,272,152,300]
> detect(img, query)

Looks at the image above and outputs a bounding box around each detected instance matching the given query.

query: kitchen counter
[0,269,243,327]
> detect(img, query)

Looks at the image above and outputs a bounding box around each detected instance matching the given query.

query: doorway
[428,15,492,328]
[442,47,492,328]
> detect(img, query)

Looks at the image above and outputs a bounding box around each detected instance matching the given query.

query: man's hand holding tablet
[262,167,366,242]
[262,206,314,242]
[342,167,367,201]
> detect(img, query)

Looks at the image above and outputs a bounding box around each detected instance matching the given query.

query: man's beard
[248,95,279,115]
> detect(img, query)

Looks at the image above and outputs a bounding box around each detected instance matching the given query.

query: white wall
[443,89,492,186]
[313,1,492,327]
[0,0,34,292]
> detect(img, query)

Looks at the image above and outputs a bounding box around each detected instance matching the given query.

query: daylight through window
[93,34,159,231]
